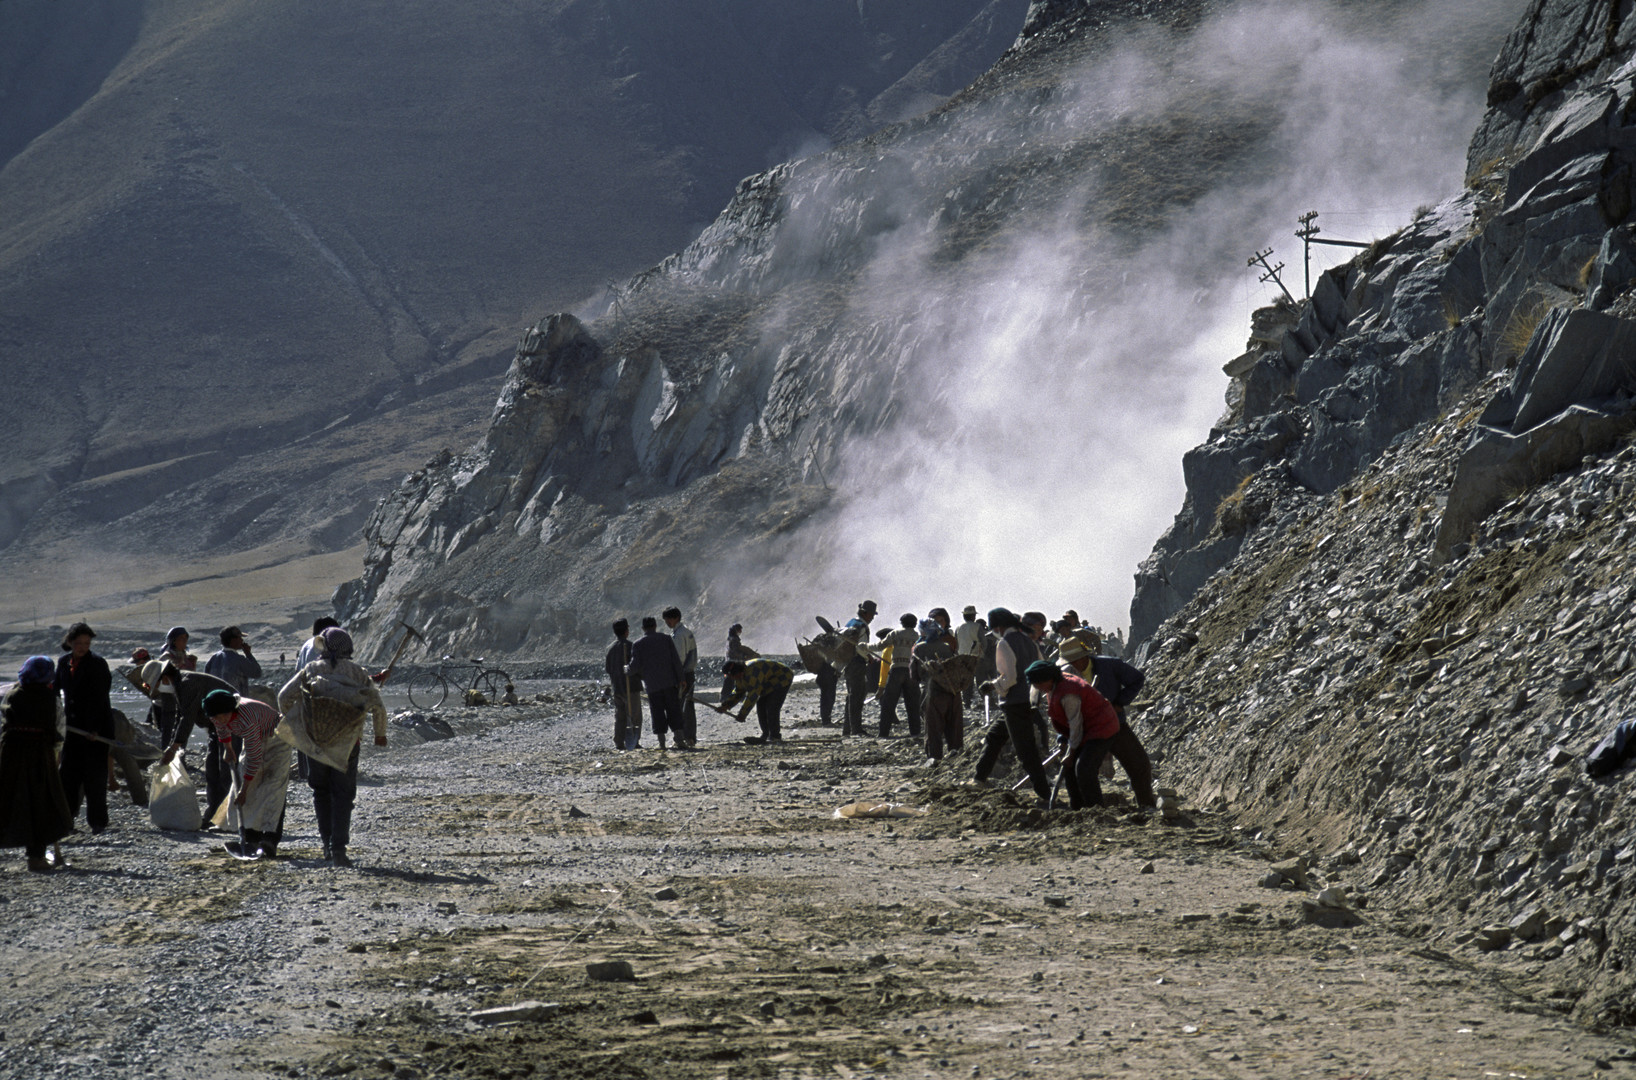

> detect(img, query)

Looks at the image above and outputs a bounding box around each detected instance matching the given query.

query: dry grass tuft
[1499,296,1552,360]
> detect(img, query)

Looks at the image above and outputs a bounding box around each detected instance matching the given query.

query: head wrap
[320,626,354,663]
[1024,660,1061,685]
[19,656,55,686]
[919,619,941,643]
[165,626,189,645]
[202,689,238,717]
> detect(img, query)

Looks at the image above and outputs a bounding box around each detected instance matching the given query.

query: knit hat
[987,607,1019,630]
[18,656,54,686]
[202,689,238,717]
[1024,659,1061,685]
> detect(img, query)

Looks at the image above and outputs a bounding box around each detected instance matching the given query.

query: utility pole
[1295,211,1370,299]
[1247,247,1295,305]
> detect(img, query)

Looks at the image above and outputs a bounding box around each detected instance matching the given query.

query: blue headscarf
[18,656,54,686]
[918,619,941,643]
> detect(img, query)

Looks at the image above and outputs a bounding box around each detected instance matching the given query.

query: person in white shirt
[663,607,698,750]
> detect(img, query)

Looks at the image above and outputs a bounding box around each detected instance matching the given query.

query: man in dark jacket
[626,616,684,751]
[605,620,643,750]
[151,661,240,822]
[56,624,113,835]
[973,608,1052,802]
[1059,636,1154,808]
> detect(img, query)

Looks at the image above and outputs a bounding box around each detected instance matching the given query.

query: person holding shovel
[1026,659,1119,809]
[201,688,290,861]
[717,658,794,745]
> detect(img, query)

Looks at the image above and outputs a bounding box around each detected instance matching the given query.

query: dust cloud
[749,0,1522,638]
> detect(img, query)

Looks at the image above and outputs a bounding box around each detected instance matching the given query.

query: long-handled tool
[375,620,427,685]
[1048,748,1071,810]
[692,692,743,721]
[1014,745,1064,792]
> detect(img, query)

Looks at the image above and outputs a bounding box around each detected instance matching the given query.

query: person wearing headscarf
[277,626,387,867]
[0,658,75,871]
[1025,660,1120,808]
[55,623,114,836]
[202,688,288,860]
[912,618,964,762]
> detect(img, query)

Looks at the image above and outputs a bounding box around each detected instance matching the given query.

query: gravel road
[4,683,1632,1079]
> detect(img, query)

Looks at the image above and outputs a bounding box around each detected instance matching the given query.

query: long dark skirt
[0,731,75,857]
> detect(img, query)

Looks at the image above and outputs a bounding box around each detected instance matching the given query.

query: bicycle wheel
[479,669,511,699]
[407,671,449,711]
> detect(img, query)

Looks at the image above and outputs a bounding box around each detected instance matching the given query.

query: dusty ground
[3,683,1633,1080]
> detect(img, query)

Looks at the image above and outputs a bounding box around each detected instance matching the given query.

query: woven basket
[924,653,979,694]
[305,690,366,747]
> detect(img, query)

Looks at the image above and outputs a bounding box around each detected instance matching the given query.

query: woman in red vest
[1025,659,1119,809]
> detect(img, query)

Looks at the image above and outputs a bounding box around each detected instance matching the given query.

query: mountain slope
[338,0,1519,656]
[0,0,1023,630]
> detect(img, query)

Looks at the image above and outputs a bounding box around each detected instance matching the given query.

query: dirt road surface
[4,684,1632,1079]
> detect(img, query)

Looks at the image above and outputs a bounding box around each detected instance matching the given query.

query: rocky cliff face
[1131,0,1636,646]
[1127,0,1636,1028]
[340,0,1516,657]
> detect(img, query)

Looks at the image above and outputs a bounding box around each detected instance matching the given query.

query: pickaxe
[375,620,427,684]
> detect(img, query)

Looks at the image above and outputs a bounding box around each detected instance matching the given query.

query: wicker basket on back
[922,653,979,695]
[304,689,367,750]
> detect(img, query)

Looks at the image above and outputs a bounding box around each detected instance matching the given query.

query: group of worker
[602,600,1155,813]
[0,617,388,872]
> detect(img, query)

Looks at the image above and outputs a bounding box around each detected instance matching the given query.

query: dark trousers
[842,658,867,735]
[678,675,698,745]
[755,689,787,742]
[60,737,109,831]
[924,690,963,759]
[1107,713,1156,806]
[309,743,360,853]
[816,666,838,725]
[975,700,1051,800]
[612,688,643,749]
[242,804,287,857]
[879,667,919,737]
[1062,738,1115,809]
[647,686,683,738]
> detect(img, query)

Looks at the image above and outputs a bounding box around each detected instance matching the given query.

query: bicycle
[406,655,512,711]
